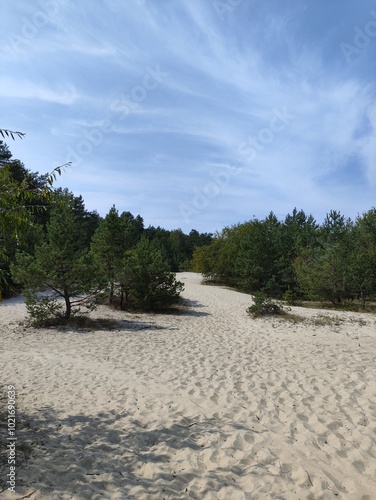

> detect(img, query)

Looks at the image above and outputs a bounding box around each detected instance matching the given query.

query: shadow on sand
[0,404,246,499]
[163,299,210,318]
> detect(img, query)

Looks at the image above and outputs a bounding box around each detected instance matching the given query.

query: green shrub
[25,292,64,326]
[247,291,286,317]
[25,291,98,327]
[283,288,302,306]
[121,237,184,311]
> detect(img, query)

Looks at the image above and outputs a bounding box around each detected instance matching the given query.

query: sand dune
[1,272,376,499]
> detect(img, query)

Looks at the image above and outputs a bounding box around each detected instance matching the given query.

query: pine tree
[11,199,103,321]
[91,205,127,304]
[121,237,184,311]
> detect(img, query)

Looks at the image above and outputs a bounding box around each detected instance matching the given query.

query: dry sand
[0,272,376,499]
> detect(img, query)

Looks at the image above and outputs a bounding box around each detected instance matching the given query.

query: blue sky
[1,0,376,233]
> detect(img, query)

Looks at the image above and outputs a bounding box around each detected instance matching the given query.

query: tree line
[0,141,212,321]
[2,137,376,318]
[193,208,376,307]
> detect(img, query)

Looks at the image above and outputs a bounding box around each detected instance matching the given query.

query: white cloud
[0,78,79,105]
[1,0,376,231]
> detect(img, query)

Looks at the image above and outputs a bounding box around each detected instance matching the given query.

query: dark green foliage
[0,144,33,253]
[192,240,221,280]
[70,193,101,248]
[194,213,289,294]
[120,237,184,311]
[145,226,212,272]
[283,288,300,306]
[24,292,64,326]
[294,209,376,306]
[120,211,144,248]
[0,142,48,295]
[91,205,132,304]
[235,213,281,294]
[351,208,376,304]
[3,135,376,316]
[321,210,349,243]
[1,141,207,318]
[193,207,376,308]
[0,141,70,298]
[11,199,103,322]
[275,209,319,293]
[247,292,285,317]
[294,244,355,305]
[193,224,246,285]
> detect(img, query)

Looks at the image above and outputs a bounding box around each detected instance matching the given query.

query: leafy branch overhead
[45,162,71,189]
[0,129,26,141]
[0,131,70,292]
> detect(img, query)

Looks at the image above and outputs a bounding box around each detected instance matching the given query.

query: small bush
[247,291,286,317]
[25,292,97,327]
[121,238,184,312]
[25,292,64,326]
[283,288,295,305]
[311,314,343,327]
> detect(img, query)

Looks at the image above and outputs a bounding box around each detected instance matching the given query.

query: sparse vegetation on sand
[247,291,287,317]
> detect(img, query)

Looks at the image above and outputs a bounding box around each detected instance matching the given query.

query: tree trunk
[64,290,71,319]
[109,281,114,305]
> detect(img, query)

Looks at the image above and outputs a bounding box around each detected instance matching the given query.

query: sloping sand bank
[1,273,376,499]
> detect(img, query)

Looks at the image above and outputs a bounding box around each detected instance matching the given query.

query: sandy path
[0,273,376,499]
